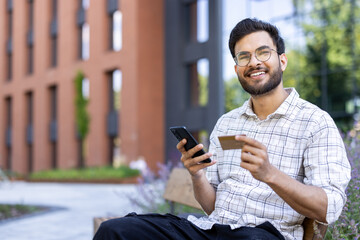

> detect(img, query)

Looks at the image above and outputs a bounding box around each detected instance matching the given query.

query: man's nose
[248,54,261,67]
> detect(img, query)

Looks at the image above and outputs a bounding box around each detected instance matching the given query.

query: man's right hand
[176,139,215,178]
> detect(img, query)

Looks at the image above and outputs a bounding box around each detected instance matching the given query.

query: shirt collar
[239,88,299,119]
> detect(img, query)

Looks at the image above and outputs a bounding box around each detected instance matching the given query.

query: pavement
[0,181,140,240]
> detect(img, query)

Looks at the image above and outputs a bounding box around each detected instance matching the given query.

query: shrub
[122,162,203,215]
[325,129,360,239]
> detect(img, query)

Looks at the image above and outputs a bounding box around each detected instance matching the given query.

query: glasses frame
[234,46,280,67]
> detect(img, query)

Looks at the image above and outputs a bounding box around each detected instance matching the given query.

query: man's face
[233,31,287,96]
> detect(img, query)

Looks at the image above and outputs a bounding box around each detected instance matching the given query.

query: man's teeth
[250,72,265,77]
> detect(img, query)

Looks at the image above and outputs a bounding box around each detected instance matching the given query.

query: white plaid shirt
[188,88,351,240]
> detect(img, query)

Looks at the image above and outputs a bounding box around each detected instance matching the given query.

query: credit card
[218,135,245,150]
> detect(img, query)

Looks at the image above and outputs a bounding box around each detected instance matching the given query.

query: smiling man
[94,18,350,240]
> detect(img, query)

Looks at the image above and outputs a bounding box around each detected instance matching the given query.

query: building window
[107,70,122,165]
[188,58,209,107]
[6,0,13,81]
[49,86,58,168]
[26,92,34,173]
[27,0,34,74]
[107,0,122,51]
[188,0,209,43]
[82,77,90,99]
[50,0,58,67]
[112,11,122,51]
[5,97,12,171]
[77,0,90,60]
[110,70,122,110]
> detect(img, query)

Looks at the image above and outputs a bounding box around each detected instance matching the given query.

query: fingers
[235,135,265,150]
[176,138,215,176]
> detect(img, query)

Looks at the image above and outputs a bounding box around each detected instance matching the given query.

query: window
[107,69,122,165]
[112,11,122,51]
[50,0,58,67]
[188,58,209,107]
[5,97,12,171]
[77,0,90,60]
[26,92,34,172]
[27,0,34,74]
[188,0,209,43]
[49,86,58,168]
[82,77,90,99]
[107,0,122,51]
[6,0,13,80]
[111,70,122,110]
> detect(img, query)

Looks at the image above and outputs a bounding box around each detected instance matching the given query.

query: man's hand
[236,135,276,183]
[176,139,215,178]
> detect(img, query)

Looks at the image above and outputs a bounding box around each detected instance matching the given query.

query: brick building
[0,0,223,175]
[0,0,164,174]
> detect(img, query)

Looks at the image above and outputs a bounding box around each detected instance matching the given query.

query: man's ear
[234,64,240,74]
[280,53,288,71]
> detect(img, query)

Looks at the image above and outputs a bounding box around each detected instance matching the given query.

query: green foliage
[224,77,249,112]
[293,0,360,120]
[29,166,140,181]
[74,71,90,140]
[0,204,44,221]
[324,131,360,239]
[198,73,209,106]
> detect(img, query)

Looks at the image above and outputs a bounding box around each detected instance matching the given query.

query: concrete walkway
[0,181,140,240]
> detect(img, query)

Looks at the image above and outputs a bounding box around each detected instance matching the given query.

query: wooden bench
[94,167,327,239]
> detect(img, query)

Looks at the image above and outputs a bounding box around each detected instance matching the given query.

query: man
[94,18,350,240]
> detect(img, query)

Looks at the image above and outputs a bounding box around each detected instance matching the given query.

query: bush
[122,162,203,215]
[0,204,46,221]
[325,129,360,239]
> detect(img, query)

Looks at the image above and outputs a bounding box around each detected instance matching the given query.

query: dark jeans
[93,212,285,240]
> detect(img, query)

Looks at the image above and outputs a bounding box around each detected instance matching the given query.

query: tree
[224,77,249,113]
[74,70,90,168]
[292,0,360,129]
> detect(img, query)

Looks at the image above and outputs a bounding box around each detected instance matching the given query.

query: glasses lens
[236,53,250,66]
[255,47,271,62]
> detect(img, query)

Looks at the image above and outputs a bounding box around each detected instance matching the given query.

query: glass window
[112,10,122,51]
[82,23,90,60]
[197,0,209,43]
[188,58,209,107]
[112,69,122,110]
[6,1,13,80]
[82,77,90,99]
[188,0,209,43]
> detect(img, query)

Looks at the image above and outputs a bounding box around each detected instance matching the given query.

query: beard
[237,64,283,96]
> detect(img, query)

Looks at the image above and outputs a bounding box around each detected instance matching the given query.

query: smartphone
[169,126,211,163]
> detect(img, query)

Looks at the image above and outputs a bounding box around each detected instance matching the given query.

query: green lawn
[28,165,140,182]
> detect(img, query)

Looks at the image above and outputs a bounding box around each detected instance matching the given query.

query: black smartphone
[169,126,211,163]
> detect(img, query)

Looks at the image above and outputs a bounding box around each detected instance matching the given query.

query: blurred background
[0,0,359,177]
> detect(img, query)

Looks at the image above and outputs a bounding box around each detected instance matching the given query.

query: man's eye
[238,55,249,60]
[258,50,270,56]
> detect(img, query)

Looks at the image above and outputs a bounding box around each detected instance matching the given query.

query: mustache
[245,67,269,76]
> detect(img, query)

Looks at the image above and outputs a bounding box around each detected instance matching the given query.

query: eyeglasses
[234,46,280,67]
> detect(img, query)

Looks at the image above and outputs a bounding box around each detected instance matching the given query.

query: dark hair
[228,18,285,58]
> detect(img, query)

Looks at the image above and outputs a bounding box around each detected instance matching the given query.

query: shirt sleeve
[303,113,351,224]
[205,118,222,190]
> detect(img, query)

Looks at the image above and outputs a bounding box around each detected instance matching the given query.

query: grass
[28,165,140,181]
[0,204,46,221]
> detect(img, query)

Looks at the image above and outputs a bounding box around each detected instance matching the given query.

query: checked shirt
[188,88,351,240]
